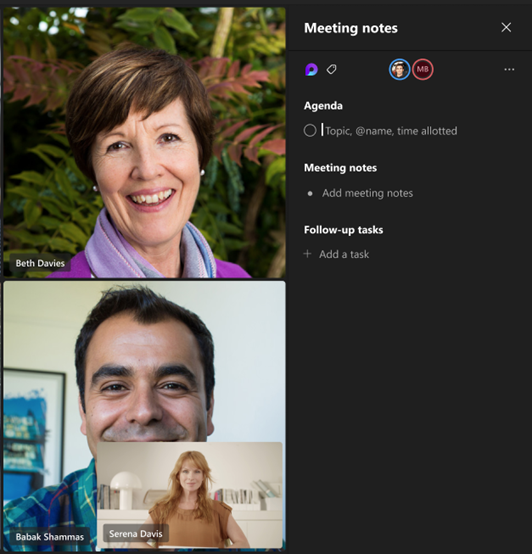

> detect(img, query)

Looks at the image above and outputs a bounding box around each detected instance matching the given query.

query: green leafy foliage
[4,135,103,275]
[113,7,197,54]
[3,7,285,277]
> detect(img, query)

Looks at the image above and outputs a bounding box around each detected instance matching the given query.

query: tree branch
[267,229,286,278]
[210,8,234,58]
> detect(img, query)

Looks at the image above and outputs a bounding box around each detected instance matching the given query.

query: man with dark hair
[4,287,215,551]
[393,61,407,78]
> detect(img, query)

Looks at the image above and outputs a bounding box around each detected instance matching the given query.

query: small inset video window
[97,443,283,549]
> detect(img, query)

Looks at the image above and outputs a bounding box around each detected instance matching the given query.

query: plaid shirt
[3,459,97,551]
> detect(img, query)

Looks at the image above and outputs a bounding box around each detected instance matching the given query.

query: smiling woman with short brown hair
[48,44,249,279]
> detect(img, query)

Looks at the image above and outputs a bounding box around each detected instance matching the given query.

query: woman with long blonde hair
[140,451,249,548]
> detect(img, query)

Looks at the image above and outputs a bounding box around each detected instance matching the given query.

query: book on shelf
[98,485,120,509]
[111,488,120,510]
[99,484,110,509]
[210,488,260,510]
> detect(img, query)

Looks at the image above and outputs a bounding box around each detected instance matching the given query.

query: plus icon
[303,250,312,258]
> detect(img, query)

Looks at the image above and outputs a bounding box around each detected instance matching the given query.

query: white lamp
[110,471,142,510]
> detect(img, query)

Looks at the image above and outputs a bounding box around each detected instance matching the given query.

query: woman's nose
[131,146,163,181]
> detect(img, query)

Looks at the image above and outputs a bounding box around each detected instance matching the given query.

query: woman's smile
[129,188,174,206]
[126,188,176,212]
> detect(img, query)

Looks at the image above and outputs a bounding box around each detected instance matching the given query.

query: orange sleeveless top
[151,500,232,548]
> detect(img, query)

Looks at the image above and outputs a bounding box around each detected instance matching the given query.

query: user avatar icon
[389,59,410,81]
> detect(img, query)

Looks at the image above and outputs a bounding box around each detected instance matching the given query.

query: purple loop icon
[305,63,318,76]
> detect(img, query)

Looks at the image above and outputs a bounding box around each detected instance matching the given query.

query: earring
[93,185,99,192]
[200,169,205,176]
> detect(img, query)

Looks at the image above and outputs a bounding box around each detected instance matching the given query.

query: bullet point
[308,191,313,196]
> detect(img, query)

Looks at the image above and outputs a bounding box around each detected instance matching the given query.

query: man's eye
[161,382,188,391]
[102,384,126,391]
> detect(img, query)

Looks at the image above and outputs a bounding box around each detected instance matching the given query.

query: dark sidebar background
[286,4,531,552]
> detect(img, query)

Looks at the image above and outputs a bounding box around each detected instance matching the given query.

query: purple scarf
[85,208,217,278]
